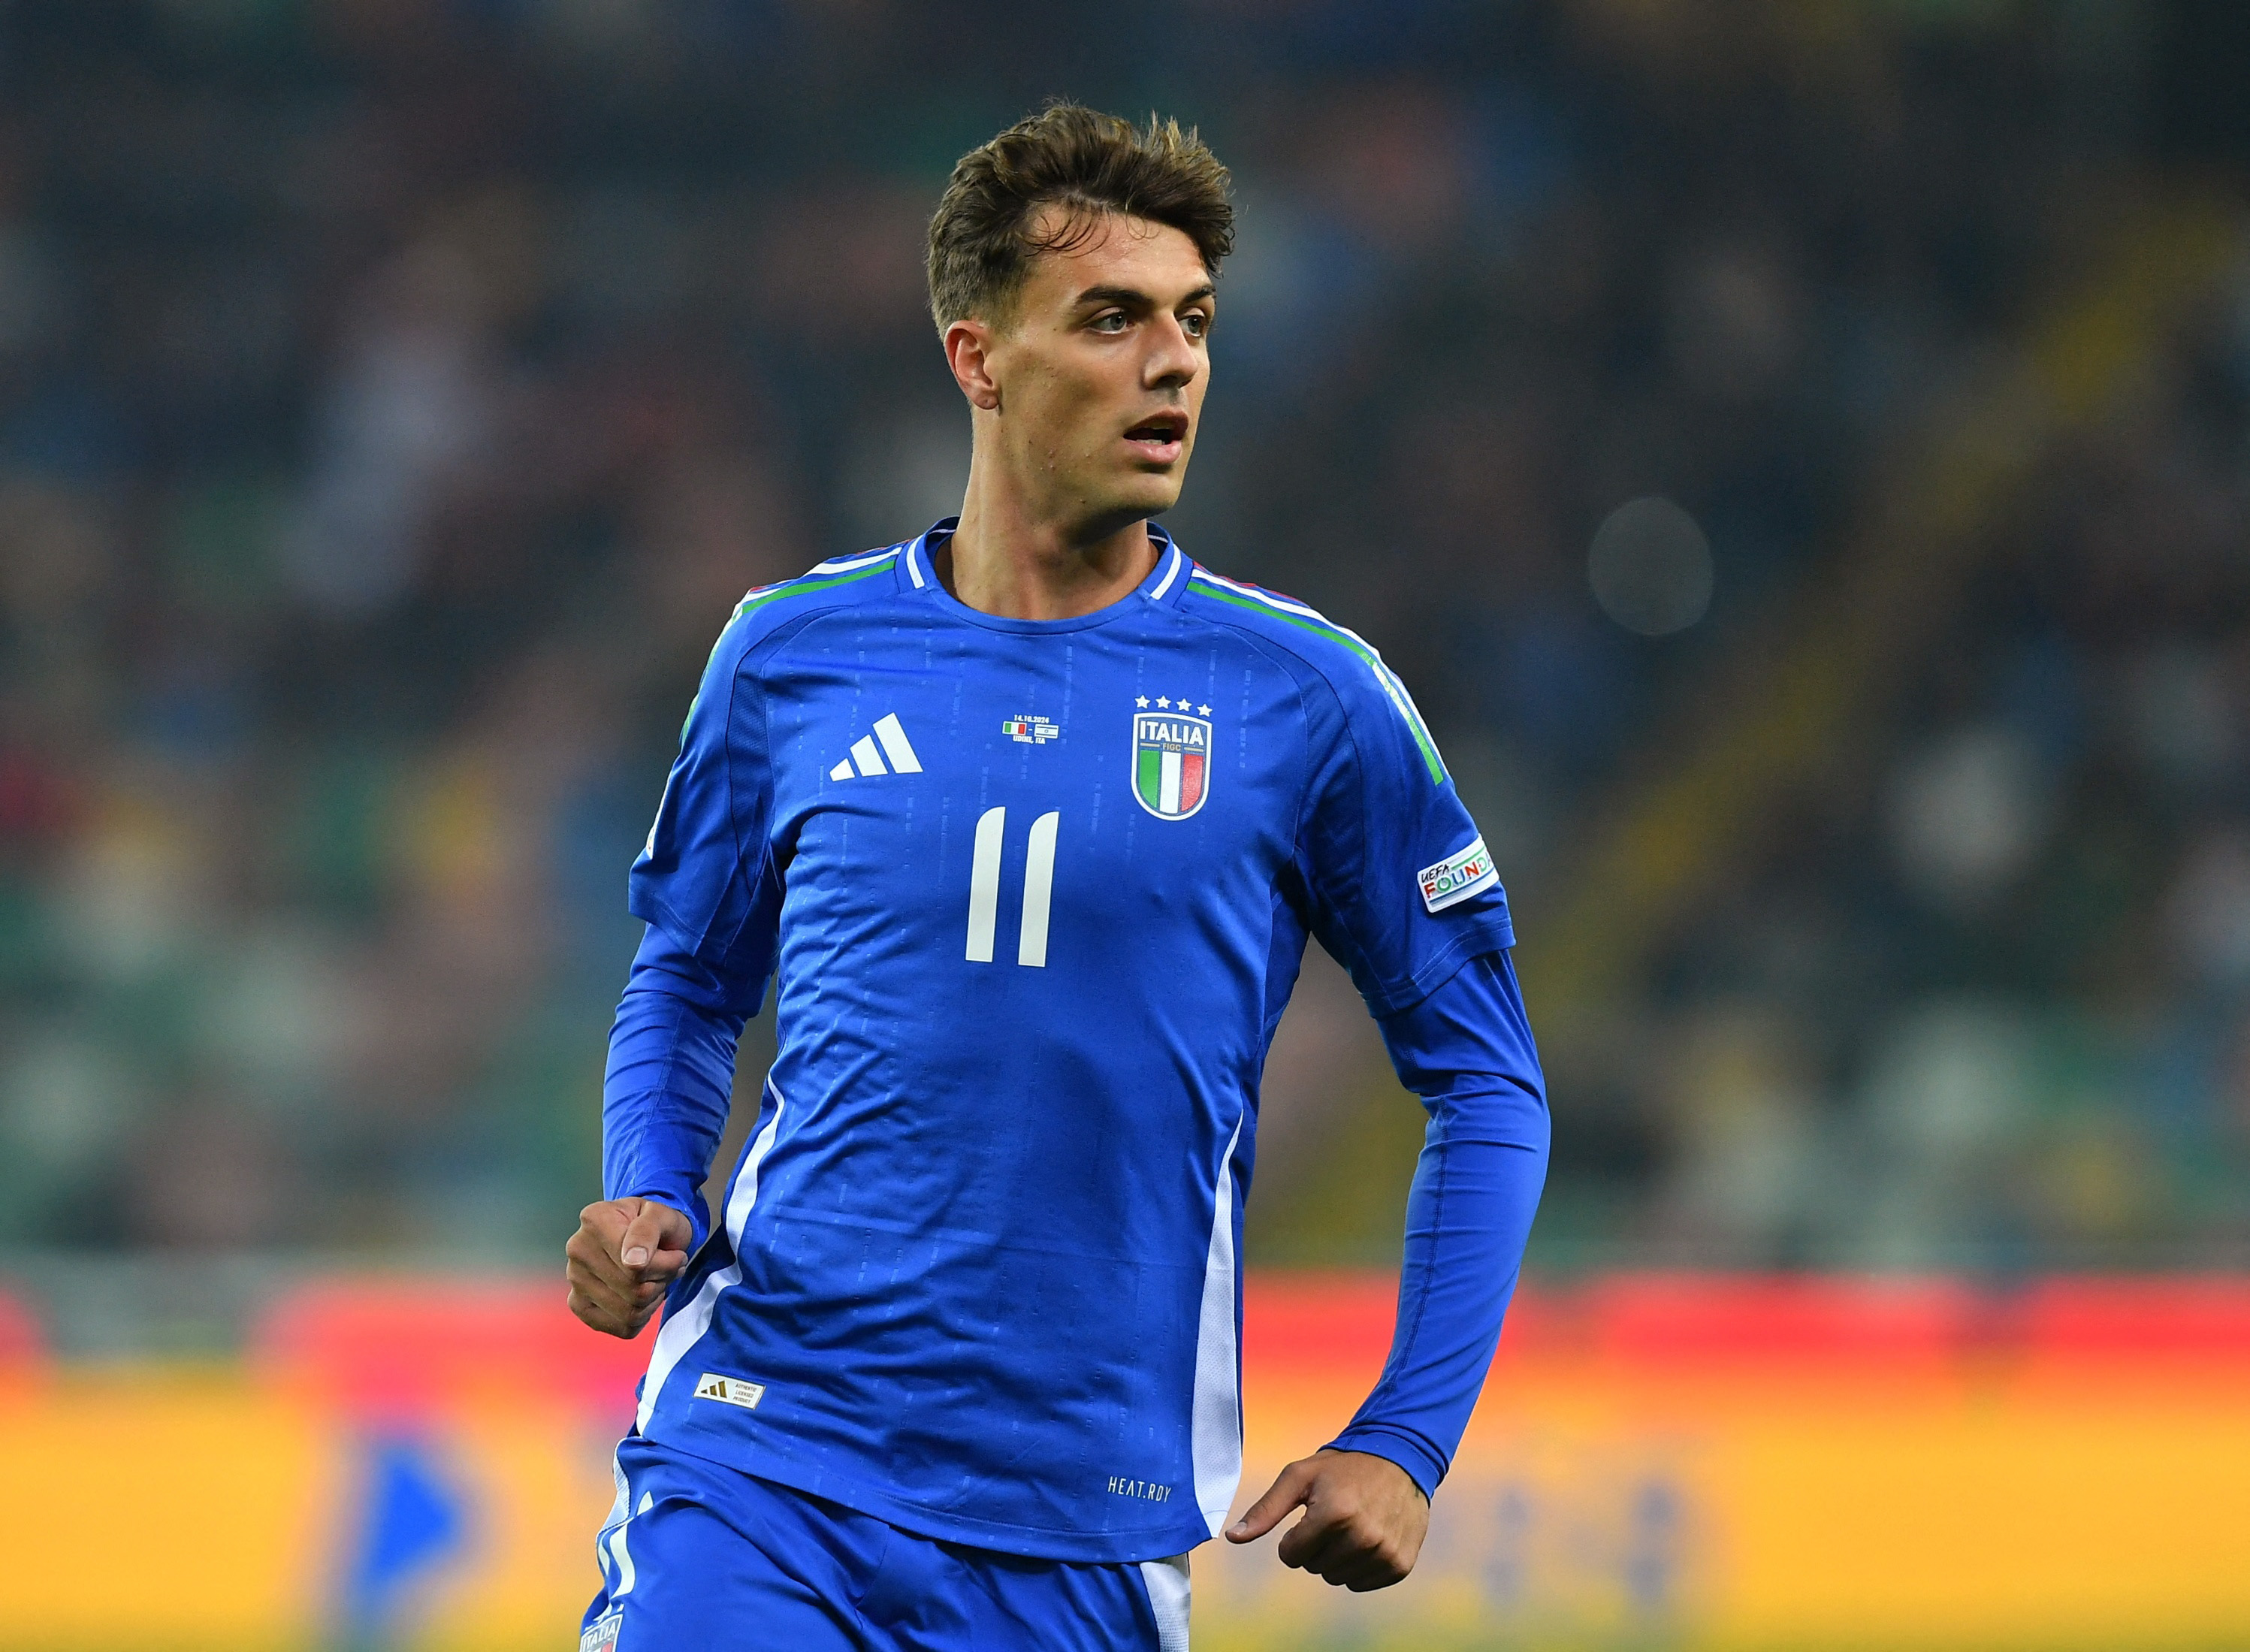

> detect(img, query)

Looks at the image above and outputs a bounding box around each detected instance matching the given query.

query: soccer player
[565,104,1549,1650]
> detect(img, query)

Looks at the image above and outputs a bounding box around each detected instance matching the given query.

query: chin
[1109,473,1187,521]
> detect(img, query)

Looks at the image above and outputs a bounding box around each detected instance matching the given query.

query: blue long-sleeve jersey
[604,521,1548,1563]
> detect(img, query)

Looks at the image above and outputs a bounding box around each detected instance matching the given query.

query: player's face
[985,212,1214,533]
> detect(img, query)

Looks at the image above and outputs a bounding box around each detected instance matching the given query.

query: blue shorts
[582,1436,1192,1651]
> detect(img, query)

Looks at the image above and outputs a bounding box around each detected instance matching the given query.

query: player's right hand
[566,1196,695,1338]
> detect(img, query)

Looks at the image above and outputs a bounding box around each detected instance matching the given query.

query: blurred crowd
[0,0,2242,1267]
[1624,295,2250,1269]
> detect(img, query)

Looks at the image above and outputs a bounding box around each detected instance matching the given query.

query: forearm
[1325,950,1550,1497]
[602,924,755,1250]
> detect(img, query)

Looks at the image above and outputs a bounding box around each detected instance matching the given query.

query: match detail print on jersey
[828,712,922,781]
[1133,711,1210,820]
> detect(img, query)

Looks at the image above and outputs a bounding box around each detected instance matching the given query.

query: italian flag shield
[1133,712,1210,819]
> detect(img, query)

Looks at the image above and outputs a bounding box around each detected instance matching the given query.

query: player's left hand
[565,1196,694,1339]
[1223,1448,1429,1591]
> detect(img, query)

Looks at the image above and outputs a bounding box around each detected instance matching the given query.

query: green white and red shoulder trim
[674,548,908,734]
[725,546,904,627]
[1184,566,1448,784]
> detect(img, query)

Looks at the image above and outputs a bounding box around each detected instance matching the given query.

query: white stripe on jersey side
[635,1074,789,1433]
[872,713,922,773]
[905,540,928,587]
[1186,567,1445,775]
[640,767,676,860]
[1138,1554,1191,1652]
[1148,544,1184,601]
[1191,1117,1245,1537]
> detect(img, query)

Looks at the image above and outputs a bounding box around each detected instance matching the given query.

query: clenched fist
[566,1196,695,1338]
[1225,1448,1430,1591]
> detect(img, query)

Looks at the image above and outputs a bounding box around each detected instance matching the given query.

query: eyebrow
[1074,282,1217,310]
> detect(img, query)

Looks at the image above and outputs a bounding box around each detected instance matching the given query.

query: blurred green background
[7,0,2250,1296]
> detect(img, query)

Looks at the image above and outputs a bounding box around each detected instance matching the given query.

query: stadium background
[1,0,2247,1644]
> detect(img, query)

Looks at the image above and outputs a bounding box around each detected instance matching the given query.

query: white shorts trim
[1138,1553,1191,1652]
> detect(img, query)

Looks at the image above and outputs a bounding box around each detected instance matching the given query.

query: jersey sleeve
[603,924,751,1251]
[627,617,785,997]
[1324,948,1549,1496]
[1294,660,1516,1016]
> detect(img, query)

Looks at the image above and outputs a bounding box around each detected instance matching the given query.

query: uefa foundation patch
[1418,836,1498,912]
[581,1610,624,1651]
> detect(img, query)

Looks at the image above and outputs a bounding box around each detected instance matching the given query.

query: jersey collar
[899,518,1193,630]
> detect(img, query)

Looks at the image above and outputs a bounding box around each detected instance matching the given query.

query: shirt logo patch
[581,1611,623,1652]
[1418,836,1498,913]
[1132,711,1211,820]
[828,712,923,781]
[693,1373,766,1411]
[1002,715,1061,744]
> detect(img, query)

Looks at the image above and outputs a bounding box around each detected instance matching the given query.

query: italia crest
[1133,710,1210,820]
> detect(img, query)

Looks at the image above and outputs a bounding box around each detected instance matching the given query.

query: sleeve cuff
[1322,1424,1446,1502]
[630,1182,710,1253]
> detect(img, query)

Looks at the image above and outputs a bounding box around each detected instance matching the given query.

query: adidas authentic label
[693,1373,766,1411]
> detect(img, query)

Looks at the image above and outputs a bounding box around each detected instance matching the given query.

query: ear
[944,317,1003,412]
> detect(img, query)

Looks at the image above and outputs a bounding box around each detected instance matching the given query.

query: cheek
[1049,376,1123,455]
[1015,364,1100,433]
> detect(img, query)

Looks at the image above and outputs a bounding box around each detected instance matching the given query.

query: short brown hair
[926,102,1234,331]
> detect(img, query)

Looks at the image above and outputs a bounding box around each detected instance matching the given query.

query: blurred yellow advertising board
[2,1273,2245,1650]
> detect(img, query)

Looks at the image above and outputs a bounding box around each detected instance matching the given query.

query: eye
[1091,311,1130,334]
[1182,310,1211,339]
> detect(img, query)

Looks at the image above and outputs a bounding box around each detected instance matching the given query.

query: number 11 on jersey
[965,807,1059,968]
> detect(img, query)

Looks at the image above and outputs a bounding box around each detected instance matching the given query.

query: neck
[939,445,1159,621]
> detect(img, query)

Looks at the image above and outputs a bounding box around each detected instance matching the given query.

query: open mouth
[1124,411,1189,456]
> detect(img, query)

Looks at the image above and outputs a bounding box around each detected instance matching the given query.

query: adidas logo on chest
[829,714,922,781]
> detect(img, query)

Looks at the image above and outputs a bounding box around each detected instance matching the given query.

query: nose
[1143,313,1201,391]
